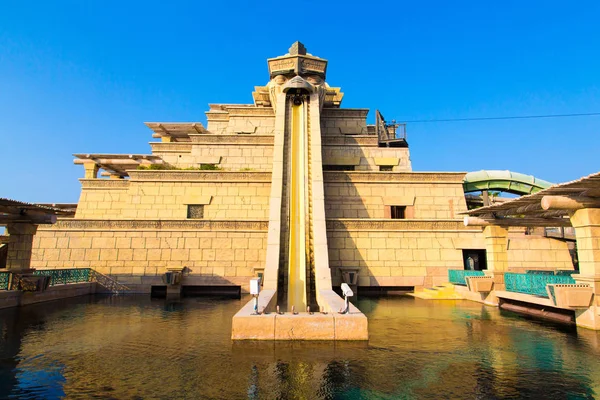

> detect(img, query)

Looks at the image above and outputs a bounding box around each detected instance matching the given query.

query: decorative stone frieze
[149,143,193,153]
[128,171,272,182]
[188,135,275,145]
[326,219,481,231]
[39,219,269,231]
[324,172,467,183]
[322,136,378,147]
[79,179,130,189]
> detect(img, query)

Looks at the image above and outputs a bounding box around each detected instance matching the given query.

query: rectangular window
[187,205,204,219]
[390,206,406,219]
[462,249,487,271]
[379,165,393,172]
[323,165,355,171]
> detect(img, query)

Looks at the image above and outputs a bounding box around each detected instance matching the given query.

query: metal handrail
[448,270,485,285]
[504,272,575,298]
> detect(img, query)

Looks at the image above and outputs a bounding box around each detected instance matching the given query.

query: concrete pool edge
[231,289,368,341]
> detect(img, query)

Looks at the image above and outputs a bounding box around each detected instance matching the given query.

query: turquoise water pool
[1,295,599,399]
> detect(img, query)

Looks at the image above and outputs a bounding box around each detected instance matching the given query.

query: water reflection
[0,295,599,399]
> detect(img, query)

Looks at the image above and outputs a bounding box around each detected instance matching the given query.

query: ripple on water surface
[0,295,599,399]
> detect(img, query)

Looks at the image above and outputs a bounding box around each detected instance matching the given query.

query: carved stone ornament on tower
[253,42,344,109]
[289,41,307,56]
[266,42,331,111]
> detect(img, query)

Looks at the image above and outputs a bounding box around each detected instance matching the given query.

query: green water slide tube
[463,170,553,195]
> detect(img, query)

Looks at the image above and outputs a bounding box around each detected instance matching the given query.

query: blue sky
[1,1,598,203]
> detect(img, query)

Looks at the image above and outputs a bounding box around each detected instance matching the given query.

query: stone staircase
[409,283,463,300]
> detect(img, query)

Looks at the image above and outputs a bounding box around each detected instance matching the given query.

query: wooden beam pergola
[463,171,600,228]
[73,154,164,178]
[0,198,69,226]
[145,122,207,142]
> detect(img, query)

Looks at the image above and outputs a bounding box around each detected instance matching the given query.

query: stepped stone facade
[29,45,573,293]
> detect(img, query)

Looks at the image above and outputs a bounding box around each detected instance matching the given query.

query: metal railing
[375,110,407,141]
[90,270,130,294]
[0,271,9,290]
[0,268,130,293]
[33,268,92,286]
[448,270,485,285]
[504,272,576,298]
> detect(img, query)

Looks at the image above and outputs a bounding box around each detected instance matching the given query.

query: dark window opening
[379,165,393,172]
[390,206,406,219]
[0,244,7,269]
[323,165,355,171]
[462,249,487,271]
[187,205,204,219]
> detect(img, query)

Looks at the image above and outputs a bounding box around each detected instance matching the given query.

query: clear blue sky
[1,1,599,203]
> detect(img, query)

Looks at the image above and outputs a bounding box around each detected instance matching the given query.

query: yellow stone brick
[100,248,118,261]
[85,249,100,261]
[213,238,232,249]
[203,249,216,261]
[147,249,161,261]
[218,249,235,261]
[171,249,189,261]
[115,238,131,249]
[117,249,133,261]
[379,249,396,261]
[133,249,147,261]
[160,249,172,261]
[69,237,92,249]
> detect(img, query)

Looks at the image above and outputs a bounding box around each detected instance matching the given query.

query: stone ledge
[149,143,193,153]
[0,282,96,309]
[127,170,272,182]
[207,105,275,117]
[80,179,130,189]
[188,135,274,145]
[321,108,369,118]
[324,171,467,183]
[39,219,269,232]
[495,290,556,307]
[322,136,378,147]
[326,219,482,232]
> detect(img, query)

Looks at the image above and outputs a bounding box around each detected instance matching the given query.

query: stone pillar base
[166,284,182,298]
[572,274,600,330]
[485,270,506,291]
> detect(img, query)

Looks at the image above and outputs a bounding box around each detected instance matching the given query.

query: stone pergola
[0,199,72,271]
[463,171,600,329]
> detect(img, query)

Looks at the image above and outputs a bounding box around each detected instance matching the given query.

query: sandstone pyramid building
[30,42,573,310]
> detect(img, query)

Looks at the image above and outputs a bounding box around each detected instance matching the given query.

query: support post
[6,223,38,271]
[83,162,99,179]
[570,208,600,330]
[483,225,509,290]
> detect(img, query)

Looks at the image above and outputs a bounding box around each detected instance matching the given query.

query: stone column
[570,208,600,330]
[483,225,509,290]
[83,162,99,179]
[6,223,38,271]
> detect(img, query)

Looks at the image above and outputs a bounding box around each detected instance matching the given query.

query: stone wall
[205,105,275,135]
[320,108,369,135]
[322,146,411,172]
[327,220,482,288]
[324,172,467,219]
[506,236,574,272]
[151,138,275,171]
[75,173,272,220]
[32,222,268,292]
[326,220,574,289]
